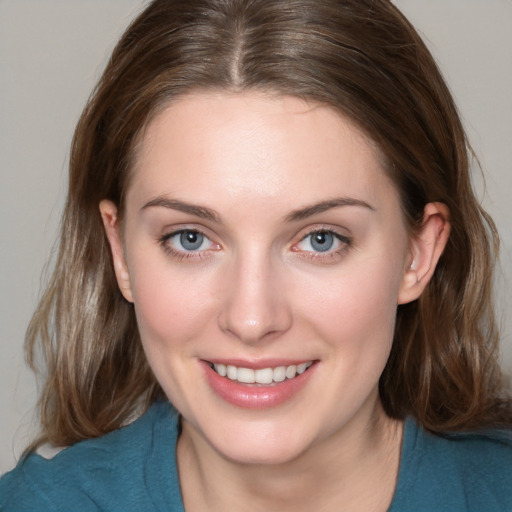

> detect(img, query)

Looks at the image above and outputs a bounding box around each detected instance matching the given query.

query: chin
[199,417,317,466]
[218,438,308,466]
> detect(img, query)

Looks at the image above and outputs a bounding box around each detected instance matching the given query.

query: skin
[101,91,450,511]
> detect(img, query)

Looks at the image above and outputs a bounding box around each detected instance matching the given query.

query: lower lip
[201,361,316,409]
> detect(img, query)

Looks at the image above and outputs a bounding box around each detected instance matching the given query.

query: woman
[1,0,511,510]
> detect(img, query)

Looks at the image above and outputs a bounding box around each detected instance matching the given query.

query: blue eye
[163,229,213,253]
[179,230,205,251]
[296,229,349,255]
[309,231,334,252]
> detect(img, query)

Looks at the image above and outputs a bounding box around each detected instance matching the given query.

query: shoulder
[391,418,512,512]
[421,424,512,489]
[0,402,182,512]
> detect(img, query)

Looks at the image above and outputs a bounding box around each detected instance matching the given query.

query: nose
[217,251,292,344]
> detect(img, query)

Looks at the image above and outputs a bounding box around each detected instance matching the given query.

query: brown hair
[26,0,511,449]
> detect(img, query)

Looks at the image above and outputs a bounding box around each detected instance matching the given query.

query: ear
[99,200,134,303]
[398,202,450,305]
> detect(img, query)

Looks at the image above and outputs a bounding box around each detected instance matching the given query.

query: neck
[177,400,403,512]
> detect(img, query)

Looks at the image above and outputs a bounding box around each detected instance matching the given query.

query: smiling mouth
[209,362,314,385]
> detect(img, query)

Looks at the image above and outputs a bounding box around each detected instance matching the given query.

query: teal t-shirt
[1,402,511,511]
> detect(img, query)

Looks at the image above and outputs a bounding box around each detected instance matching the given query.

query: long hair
[25,0,511,449]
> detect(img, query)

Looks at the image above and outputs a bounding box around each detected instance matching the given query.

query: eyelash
[294,228,352,263]
[158,227,352,263]
[158,229,216,262]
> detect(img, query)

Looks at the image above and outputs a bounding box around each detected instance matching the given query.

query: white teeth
[285,365,297,379]
[226,365,237,380]
[273,366,286,382]
[297,362,308,374]
[254,368,273,384]
[237,368,255,384]
[215,363,227,377]
[213,362,313,384]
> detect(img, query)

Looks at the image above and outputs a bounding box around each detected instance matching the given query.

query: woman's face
[103,91,419,464]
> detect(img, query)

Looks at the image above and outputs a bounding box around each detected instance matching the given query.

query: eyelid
[167,230,212,250]
[159,222,218,244]
[158,225,221,260]
[296,225,352,246]
[291,225,353,262]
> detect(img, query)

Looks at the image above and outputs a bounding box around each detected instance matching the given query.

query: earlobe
[99,200,134,303]
[398,202,450,305]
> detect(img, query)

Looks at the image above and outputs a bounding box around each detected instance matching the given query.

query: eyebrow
[284,197,375,222]
[141,195,374,224]
[141,197,220,222]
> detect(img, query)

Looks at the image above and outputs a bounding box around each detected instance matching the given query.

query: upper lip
[203,358,316,370]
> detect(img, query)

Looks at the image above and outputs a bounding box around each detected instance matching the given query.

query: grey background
[1,0,511,474]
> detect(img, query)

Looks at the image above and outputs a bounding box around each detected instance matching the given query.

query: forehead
[128,91,397,214]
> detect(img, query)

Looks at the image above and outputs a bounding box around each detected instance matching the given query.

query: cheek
[130,260,217,351]
[128,259,222,411]
[297,251,405,358]
[316,271,396,320]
